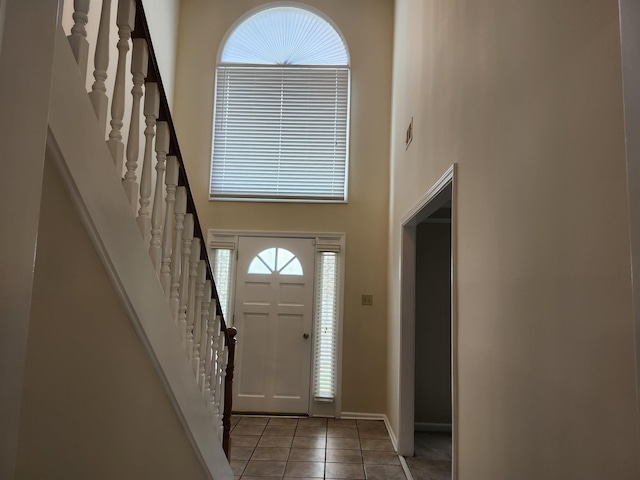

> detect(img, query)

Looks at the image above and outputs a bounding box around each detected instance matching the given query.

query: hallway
[229,416,407,479]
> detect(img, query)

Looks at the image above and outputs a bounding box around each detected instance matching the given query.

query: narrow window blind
[211,66,349,201]
[212,248,233,322]
[313,251,339,401]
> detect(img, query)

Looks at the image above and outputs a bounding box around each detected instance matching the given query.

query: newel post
[223,326,237,460]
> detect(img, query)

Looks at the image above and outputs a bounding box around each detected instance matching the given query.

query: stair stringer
[46,24,233,480]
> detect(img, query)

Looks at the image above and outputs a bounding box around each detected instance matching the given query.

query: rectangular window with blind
[211,66,350,202]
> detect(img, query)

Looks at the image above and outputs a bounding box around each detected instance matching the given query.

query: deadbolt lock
[303,333,309,339]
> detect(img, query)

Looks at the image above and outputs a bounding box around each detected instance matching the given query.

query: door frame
[397,164,457,478]
[618,0,640,439]
[207,229,346,418]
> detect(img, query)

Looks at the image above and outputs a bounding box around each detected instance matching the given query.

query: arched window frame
[210,4,351,203]
[247,247,305,275]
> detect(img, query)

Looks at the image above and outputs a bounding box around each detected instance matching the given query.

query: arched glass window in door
[248,248,304,275]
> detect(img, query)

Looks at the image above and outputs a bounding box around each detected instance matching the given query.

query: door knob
[303,333,309,339]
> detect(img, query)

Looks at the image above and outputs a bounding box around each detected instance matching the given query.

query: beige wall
[142,0,181,107]
[173,0,394,414]
[15,159,208,479]
[0,2,60,476]
[0,0,6,54]
[388,0,640,478]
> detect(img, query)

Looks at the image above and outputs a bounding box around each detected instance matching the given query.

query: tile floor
[229,416,407,479]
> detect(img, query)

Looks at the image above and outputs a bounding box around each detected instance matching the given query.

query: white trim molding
[401,164,455,227]
[341,412,398,452]
[618,0,640,443]
[397,164,457,480]
[399,455,415,480]
[340,411,414,479]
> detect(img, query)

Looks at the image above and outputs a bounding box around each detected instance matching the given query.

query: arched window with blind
[210,6,351,202]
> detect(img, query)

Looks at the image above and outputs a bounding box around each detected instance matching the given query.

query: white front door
[233,236,315,414]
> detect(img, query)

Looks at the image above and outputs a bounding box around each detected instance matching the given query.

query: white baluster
[179,214,194,348]
[209,314,221,418]
[186,237,201,361]
[210,348,219,423]
[195,261,207,383]
[107,0,135,175]
[169,186,187,322]
[217,341,228,437]
[204,282,215,395]
[67,0,90,81]
[187,251,204,376]
[213,321,224,424]
[160,155,177,292]
[122,38,149,210]
[201,280,213,394]
[150,122,169,271]
[137,82,159,242]
[89,0,111,133]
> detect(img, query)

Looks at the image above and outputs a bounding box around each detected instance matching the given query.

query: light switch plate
[361,294,373,306]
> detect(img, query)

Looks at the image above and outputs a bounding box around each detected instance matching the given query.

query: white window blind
[212,66,349,201]
[211,6,350,202]
[314,251,339,401]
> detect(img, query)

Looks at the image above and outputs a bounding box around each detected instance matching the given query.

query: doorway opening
[398,165,456,478]
[409,203,452,477]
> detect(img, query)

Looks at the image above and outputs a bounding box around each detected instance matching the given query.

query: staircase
[1,0,235,478]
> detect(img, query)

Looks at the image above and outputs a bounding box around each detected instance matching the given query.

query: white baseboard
[414,422,452,432]
[340,412,414,478]
[340,411,387,420]
[384,415,399,452]
[340,412,399,453]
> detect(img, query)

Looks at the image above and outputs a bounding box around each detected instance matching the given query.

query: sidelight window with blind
[211,6,351,202]
[313,250,340,401]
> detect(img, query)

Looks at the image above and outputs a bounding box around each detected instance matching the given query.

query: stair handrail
[132,0,237,458]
